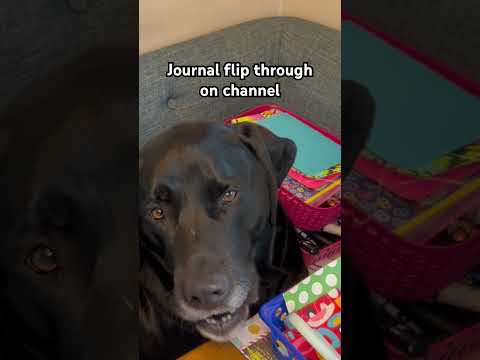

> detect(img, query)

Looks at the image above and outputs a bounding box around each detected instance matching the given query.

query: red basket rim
[279,187,340,212]
[224,103,341,145]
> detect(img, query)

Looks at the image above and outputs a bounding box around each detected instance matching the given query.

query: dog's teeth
[203,312,236,327]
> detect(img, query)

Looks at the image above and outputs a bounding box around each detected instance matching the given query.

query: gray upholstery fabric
[139,17,340,146]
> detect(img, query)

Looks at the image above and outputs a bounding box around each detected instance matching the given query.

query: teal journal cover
[343,21,480,170]
[259,113,340,176]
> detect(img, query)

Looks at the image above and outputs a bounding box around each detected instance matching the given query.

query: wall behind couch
[140,0,340,54]
[282,0,340,31]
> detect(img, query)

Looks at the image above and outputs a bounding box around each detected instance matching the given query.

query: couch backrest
[139,17,340,147]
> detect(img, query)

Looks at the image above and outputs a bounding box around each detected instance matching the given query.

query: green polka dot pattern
[283,257,341,313]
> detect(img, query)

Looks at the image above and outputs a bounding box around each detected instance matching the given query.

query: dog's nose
[184,272,230,308]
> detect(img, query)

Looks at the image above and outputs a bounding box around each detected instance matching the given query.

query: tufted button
[67,0,91,13]
[167,97,178,110]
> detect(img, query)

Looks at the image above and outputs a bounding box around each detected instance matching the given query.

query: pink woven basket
[343,201,480,301]
[224,104,341,231]
[342,9,480,302]
[300,240,341,272]
[278,185,340,231]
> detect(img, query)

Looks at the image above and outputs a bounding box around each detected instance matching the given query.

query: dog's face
[1,168,115,359]
[0,49,138,360]
[139,122,296,341]
[1,138,137,359]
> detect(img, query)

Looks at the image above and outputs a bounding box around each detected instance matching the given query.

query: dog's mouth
[195,302,250,341]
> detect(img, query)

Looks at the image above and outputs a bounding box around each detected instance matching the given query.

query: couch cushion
[139,17,340,146]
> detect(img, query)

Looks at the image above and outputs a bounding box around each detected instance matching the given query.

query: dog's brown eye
[150,208,164,220]
[26,245,58,274]
[221,190,238,204]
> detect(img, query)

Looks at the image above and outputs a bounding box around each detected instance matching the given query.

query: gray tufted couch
[139,17,340,147]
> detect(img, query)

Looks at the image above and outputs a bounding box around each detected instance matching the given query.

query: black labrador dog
[140,81,387,359]
[0,48,138,360]
[139,122,306,359]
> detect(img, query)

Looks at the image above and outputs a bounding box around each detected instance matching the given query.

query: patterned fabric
[289,167,341,190]
[231,109,283,124]
[314,163,342,179]
[346,169,480,240]
[284,292,342,359]
[283,175,341,205]
[363,139,480,178]
[281,258,342,360]
[344,170,418,230]
[283,258,341,313]
[282,175,317,201]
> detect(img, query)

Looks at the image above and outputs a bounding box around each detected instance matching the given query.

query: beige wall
[282,0,340,31]
[140,0,280,54]
[140,0,340,54]
[139,0,341,53]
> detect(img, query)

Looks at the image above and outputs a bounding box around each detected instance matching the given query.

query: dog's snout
[182,255,231,308]
[184,273,230,307]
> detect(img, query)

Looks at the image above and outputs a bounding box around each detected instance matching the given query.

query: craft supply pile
[230,107,341,214]
[342,15,480,359]
[225,104,342,360]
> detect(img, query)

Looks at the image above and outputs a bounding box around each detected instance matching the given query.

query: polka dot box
[283,257,341,313]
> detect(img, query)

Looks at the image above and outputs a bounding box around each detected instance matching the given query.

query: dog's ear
[235,123,304,294]
[236,122,296,227]
[341,80,375,179]
[235,123,298,282]
[236,123,296,187]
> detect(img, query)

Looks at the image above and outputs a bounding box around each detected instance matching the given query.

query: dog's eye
[26,245,59,274]
[150,208,164,220]
[221,190,238,204]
